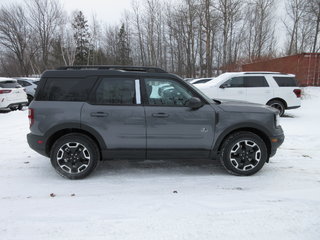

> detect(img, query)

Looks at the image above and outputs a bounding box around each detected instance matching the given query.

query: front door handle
[152,113,169,118]
[91,112,109,117]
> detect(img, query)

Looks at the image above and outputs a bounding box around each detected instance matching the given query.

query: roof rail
[56,65,167,73]
[244,72,283,75]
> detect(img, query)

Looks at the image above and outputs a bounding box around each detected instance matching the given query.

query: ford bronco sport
[27,66,284,179]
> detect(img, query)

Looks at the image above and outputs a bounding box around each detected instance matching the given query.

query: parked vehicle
[190,78,214,85]
[15,78,40,104]
[0,77,28,111]
[184,78,194,82]
[27,66,284,179]
[196,72,301,116]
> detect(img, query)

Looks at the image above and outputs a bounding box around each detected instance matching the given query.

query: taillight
[28,108,34,127]
[0,90,12,94]
[293,89,301,98]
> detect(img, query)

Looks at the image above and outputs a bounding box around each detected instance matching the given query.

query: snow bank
[0,88,319,240]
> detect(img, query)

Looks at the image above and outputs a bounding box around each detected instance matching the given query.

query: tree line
[0,0,319,78]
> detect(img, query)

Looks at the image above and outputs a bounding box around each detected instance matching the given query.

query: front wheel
[50,133,100,179]
[219,131,268,176]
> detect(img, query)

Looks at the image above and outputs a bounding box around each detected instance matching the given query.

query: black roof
[56,65,167,73]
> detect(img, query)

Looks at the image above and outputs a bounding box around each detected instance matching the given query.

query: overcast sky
[1,0,287,48]
[0,0,133,24]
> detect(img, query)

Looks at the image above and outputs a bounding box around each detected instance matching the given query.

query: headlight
[275,114,280,127]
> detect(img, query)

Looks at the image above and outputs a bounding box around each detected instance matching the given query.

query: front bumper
[27,133,48,157]
[270,128,285,158]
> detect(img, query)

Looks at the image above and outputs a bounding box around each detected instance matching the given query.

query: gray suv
[27,66,284,179]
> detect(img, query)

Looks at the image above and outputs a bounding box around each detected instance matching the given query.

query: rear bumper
[0,101,28,110]
[27,133,48,157]
[286,105,300,110]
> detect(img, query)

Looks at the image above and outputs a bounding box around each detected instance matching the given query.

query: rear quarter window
[273,77,298,87]
[38,77,96,101]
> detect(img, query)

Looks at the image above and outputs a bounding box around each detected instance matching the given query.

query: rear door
[143,78,215,159]
[81,77,146,159]
[244,76,272,104]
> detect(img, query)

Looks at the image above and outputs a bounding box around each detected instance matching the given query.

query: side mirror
[186,97,204,109]
[220,83,230,89]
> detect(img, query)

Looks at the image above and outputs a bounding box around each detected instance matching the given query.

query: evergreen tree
[72,11,91,65]
[116,24,132,65]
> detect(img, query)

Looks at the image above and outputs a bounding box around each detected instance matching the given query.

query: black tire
[219,131,268,176]
[50,133,100,179]
[267,100,285,116]
[27,95,33,105]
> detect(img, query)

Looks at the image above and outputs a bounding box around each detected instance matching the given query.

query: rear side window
[39,78,95,101]
[0,81,21,88]
[273,77,298,87]
[244,76,269,87]
[93,78,136,105]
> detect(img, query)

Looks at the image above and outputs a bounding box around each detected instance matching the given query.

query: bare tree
[244,0,276,60]
[284,0,309,55]
[306,0,320,52]
[26,0,63,70]
[0,5,34,76]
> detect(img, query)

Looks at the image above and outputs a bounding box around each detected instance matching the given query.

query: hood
[214,98,279,114]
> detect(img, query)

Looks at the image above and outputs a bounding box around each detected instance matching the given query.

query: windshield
[0,80,21,88]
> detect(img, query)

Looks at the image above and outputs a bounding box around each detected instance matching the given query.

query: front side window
[94,78,136,105]
[223,77,245,88]
[17,80,32,87]
[145,78,194,106]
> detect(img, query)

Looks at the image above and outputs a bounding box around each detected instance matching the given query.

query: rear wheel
[219,131,268,176]
[267,100,285,116]
[27,95,33,105]
[50,133,100,179]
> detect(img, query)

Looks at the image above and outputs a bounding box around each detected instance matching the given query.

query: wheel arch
[266,98,287,109]
[212,127,271,160]
[45,125,106,158]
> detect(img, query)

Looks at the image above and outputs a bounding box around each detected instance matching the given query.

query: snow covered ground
[0,87,319,240]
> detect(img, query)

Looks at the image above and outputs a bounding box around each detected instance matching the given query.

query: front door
[216,76,247,101]
[81,77,146,159]
[143,78,215,159]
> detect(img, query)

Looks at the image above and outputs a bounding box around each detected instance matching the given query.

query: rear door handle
[90,112,109,117]
[152,113,169,118]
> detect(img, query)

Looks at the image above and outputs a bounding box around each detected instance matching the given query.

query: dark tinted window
[34,81,40,85]
[244,76,269,87]
[273,77,298,87]
[145,78,194,106]
[194,79,212,84]
[17,80,32,87]
[94,78,136,105]
[0,81,21,88]
[40,78,95,101]
[223,77,244,87]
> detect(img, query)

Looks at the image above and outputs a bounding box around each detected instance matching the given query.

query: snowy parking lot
[0,88,320,240]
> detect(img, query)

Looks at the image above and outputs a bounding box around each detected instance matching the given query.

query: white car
[0,77,28,111]
[196,72,301,116]
[16,78,40,104]
[189,78,214,85]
